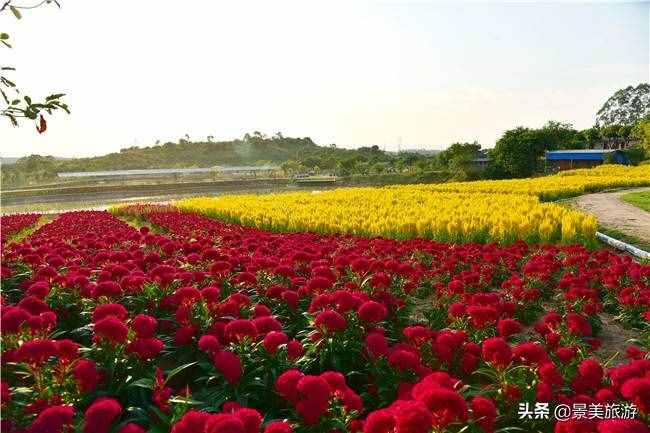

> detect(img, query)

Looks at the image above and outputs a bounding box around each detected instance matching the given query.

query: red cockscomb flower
[275,369,305,403]
[497,318,522,338]
[471,396,497,433]
[16,339,57,365]
[393,400,433,433]
[358,301,388,323]
[388,350,420,372]
[126,337,165,361]
[94,316,129,344]
[27,405,75,433]
[287,340,305,360]
[213,351,242,384]
[263,331,288,355]
[224,320,258,343]
[73,359,101,392]
[481,337,512,368]
[92,303,129,323]
[171,410,210,433]
[83,397,122,433]
[314,310,347,333]
[198,334,222,354]
[264,421,293,433]
[131,314,157,338]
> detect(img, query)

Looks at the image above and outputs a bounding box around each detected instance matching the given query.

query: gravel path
[574,187,650,243]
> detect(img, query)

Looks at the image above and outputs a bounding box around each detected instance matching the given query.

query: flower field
[176,165,650,244]
[413,165,650,201]
[1,213,41,246]
[1,205,649,433]
[178,190,595,244]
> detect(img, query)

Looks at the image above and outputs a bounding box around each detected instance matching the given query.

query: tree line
[2,116,649,188]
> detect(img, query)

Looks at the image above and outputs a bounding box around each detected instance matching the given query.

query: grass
[5,215,53,244]
[621,189,650,212]
[598,225,650,253]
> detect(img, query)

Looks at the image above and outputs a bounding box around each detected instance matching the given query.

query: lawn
[621,189,650,212]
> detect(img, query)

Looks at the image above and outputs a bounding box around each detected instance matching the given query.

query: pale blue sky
[3,0,648,157]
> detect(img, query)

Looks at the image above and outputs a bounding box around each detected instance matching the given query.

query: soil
[574,188,650,244]
[594,313,641,365]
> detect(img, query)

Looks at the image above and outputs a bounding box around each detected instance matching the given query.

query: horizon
[3,0,649,158]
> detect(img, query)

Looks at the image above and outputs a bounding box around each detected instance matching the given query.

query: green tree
[581,127,600,148]
[280,159,304,177]
[438,142,481,167]
[632,114,650,150]
[538,121,583,150]
[370,161,388,175]
[492,127,546,178]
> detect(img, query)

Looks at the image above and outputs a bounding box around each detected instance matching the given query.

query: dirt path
[574,187,650,244]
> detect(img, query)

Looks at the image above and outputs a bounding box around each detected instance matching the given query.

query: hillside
[1,134,428,187]
[56,135,323,172]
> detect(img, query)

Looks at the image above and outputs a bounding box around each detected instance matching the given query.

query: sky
[2,0,649,157]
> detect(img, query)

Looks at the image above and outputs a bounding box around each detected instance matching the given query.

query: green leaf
[164,361,197,385]
[129,378,154,389]
[45,93,65,101]
[168,397,204,405]
[0,33,9,40]
[147,405,171,424]
[24,95,32,105]
[2,77,16,87]
[10,6,22,19]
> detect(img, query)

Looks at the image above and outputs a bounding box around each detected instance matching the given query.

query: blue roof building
[545,149,628,170]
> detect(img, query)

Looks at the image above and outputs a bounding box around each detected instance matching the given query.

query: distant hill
[55,135,325,172]
[1,156,69,165]
[1,134,440,187]
[596,83,650,127]
[51,135,418,174]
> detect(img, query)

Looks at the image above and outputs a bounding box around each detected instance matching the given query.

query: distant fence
[57,166,279,178]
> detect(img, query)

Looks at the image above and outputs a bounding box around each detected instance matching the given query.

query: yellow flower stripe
[175,165,650,244]
[408,164,650,201]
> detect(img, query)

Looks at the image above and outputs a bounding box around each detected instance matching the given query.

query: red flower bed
[1,213,41,246]
[1,208,649,433]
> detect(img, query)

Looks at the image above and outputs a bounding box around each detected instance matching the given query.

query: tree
[1,154,58,186]
[538,121,583,150]
[370,162,388,175]
[1,1,69,130]
[280,159,303,177]
[438,142,481,167]
[632,114,650,150]
[301,156,320,168]
[492,127,546,178]
[581,127,600,148]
